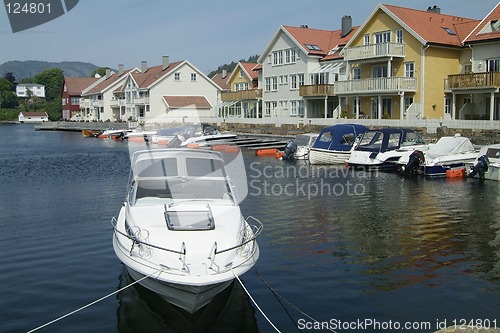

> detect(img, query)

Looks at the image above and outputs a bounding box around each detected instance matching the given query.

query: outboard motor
[167,134,184,148]
[282,140,297,160]
[468,155,489,179]
[402,150,424,176]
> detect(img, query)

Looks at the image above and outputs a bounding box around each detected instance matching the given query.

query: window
[374,31,391,43]
[265,102,271,116]
[191,73,197,81]
[71,97,80,105]
[175,73,181,81]
[396,29,403,43]
[404,62,415,77]
[273,51,283,65]
[279,75,288,85]
[298,74,304,86]
[265,78,271,92]
[444,98,451,114]
[486,59,500,72]
[353,68,361,80]
[364,34,370,45]
[298,100,304,116]
[463,64,472,74]
[442,27,456,35]
[372,65,388,78]
[285,49,296,64]
[305,44,321,51]
[404,97,414,113]
[290,75,297,90]
[235,82,248,91]
[239,70,244,77]
[290,101,298,116]
[271,77,278,91]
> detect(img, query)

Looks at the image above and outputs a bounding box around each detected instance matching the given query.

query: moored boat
[308,124,367,165]
[112,148,261,313]
[466,143,500,181]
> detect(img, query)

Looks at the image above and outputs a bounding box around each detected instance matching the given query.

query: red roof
[383,4,479,46]
[132,62,183,88]
[84,69,135,95]
[63,77,99,96]
[463,2,500,43]
[283,25,359,57]
[20,112,48,117]
[211,72,230,91]
[162,96,212,109]
[239,62,259,80]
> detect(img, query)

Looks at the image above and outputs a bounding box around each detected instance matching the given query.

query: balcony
[134,97,150,105]
[221,89,262,102]
[110,99,125,107]
[299,84,335,97]
[335,77,417,95]
[342,42,405,61]
[445,72,500,91]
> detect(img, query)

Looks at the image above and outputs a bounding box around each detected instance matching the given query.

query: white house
[16,84,45,98]
[115,56,221,125]
[18,111,48,123]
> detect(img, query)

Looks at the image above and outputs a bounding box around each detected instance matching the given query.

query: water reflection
[116,267,258,333]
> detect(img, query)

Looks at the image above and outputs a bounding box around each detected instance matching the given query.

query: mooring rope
[256,270,337,333]
[26,268,163,333]
[231,268,282,333]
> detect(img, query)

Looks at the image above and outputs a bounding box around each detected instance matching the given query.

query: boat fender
[282,140,297,160]
[468,155,489,179]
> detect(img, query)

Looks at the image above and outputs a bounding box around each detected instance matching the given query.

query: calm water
[1,124,499,333]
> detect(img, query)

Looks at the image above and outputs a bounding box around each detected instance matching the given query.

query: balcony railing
[134,97,150,105]
[299,84,335,97]
[445,72,500,91]
[335,77,417,95]
[221,89,262,102]
[110,99,125,107]
[342,42,405,61]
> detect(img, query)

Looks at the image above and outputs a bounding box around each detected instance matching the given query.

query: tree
[90,67,108,78]
[33,68,64,101]
[4,72,17,91]
[0,77,17,108]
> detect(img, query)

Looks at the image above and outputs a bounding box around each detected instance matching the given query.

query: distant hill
[0,60,99,80]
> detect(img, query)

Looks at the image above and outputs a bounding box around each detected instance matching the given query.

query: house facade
[18,111,48,123]
[219,62,261,119]
[61,77,100,120]
[114,57,221,125]
[16,84,45,98]
[256,20,358,125]
[445,2,500,121]
[337,4,480,121]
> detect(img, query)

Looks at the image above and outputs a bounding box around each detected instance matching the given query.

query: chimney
[141,60,147,72]
[222,69,227,78]
[105,68,111,79]
[341,15,352,37]
[427,5,441,13]
[118,64,124,76]
[162,55,170,70]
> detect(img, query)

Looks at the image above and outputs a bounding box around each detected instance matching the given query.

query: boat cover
[312,124,367,152]
[425,136,475,160]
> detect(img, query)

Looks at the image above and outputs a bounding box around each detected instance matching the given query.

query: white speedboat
[151,124,236,147]
[308,124,367,165]
[112,149,261,313]
[346,128,426,171]
[466,143,500,181]
[281,133,319,160]
[398,135,478,177]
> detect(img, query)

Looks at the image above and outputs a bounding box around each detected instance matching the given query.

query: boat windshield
[356,131,384,152]
[294,135,314,146]
[131,156,234,205]
[401,131,426,146]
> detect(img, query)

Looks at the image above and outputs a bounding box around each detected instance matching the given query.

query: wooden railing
[221,89,262,101]
[299,84,335,97]
[342,42,405,61]
[335,77,417,94]
[445,72,500,90]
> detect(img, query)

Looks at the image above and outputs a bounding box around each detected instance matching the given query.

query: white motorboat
[112,149,261,313]
[346,128,426,171]
[281,133,319,160]
[151,124,236,147]
[308,124,367,165]
[466,143,500,181]
[398,135,478,177]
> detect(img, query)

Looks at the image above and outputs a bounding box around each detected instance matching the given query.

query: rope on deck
[231,268,282,333]
[26,268,163,333]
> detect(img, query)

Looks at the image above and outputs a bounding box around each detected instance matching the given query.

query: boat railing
[111,217,186,256]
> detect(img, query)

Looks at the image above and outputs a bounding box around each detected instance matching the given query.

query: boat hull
[126,266,233,313]
[309,148,350,165]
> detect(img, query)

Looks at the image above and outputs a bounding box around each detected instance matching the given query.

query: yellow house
[337,4,480,120]
[219,62,262,118]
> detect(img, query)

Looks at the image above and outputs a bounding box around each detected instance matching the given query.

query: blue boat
[308,124,368,164]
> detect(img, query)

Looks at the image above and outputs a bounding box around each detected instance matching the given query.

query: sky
[0,0,496,75]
